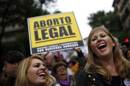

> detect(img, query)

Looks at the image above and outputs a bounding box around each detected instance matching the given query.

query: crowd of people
[0,25,130,86]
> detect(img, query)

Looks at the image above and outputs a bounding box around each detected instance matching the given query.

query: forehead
[91,29,106,36]
[31,58,43,64]
[56,65,66,71]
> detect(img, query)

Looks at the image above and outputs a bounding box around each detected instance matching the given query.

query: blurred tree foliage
[88,11,127,43]
[0,0,55,56]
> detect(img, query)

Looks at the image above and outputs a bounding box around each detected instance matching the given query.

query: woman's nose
[40,65,46,70]
[97,36,103,41]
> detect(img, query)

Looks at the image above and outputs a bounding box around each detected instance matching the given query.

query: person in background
[73,47,86,70]
[76,25,130,86]
[15,55,56,86]
[42,52,56,74]
[52,61,75,86]
[68,57,80,76]
[0,50,25,86]
[54,51,64,62]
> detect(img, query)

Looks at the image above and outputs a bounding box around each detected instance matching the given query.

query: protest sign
[27,12,83,54]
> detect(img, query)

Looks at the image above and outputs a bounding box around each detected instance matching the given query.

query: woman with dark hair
[52,61,75,86]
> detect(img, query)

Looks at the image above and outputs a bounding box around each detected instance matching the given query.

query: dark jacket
[0,72,15,86]
[76,71,126,86]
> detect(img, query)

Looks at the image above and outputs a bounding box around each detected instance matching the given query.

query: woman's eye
[91,37,97,41]
[42,64,46,67]
[33,63,40,67]
[92,38,96,41]
[100,34,106,37]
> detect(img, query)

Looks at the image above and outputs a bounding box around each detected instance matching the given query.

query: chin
[36,81,46,85]
[37,79,47,84]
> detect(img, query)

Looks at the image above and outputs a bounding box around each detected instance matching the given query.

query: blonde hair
[85,25,130,80]
[15,55,56,86]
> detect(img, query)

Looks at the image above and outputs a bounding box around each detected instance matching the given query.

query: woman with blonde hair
[76,25,130,86]
[15,55,56,86]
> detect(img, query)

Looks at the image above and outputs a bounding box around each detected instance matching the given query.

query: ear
[112,42,116,47]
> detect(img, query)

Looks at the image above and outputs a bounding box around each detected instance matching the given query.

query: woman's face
[27,58,48,85]
[90,30,115,58]
[56,65,67,80]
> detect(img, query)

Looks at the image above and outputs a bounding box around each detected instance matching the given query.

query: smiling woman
[52,61,75,86]
[76,25,130,86]
[15,55,56,86]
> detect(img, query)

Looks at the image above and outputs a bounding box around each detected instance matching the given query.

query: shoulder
[0,72,7,81]
[0,73,10,86]
[76,70,99,81]
[76,71,105,86]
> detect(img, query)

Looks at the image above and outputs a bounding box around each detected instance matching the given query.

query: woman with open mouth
[15,55,56,86]
[76,25,130,86]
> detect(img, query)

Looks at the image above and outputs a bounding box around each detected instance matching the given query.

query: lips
[37,72,48,80]
[97,41,107,50]
[60,73,66,76]
[37,70,47,78]
[38,73,45,76]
